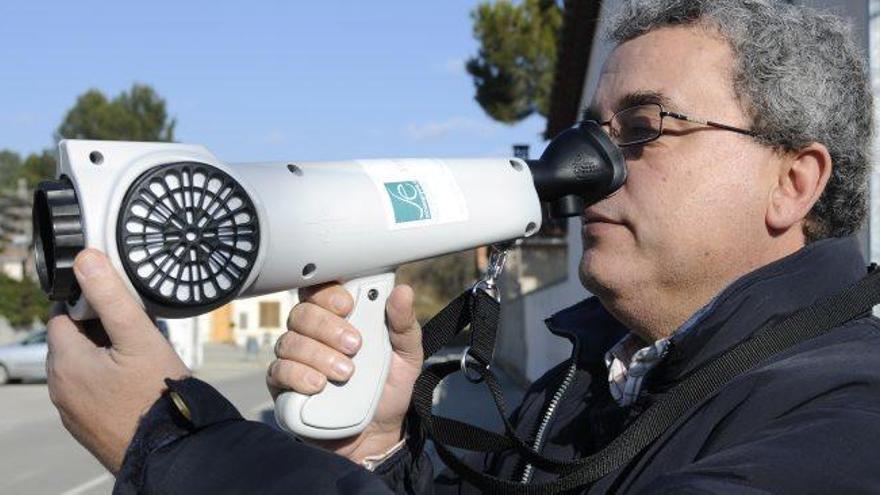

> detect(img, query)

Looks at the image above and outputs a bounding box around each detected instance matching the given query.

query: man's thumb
[385,284,423,367]
[73,249,156,350]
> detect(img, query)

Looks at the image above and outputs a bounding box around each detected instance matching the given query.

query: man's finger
[385,285,423,367]
[298,283,353,317]
[286,303,361,356]
[46,312,95,361]
[72,249,157,350]
[266,359,327,399]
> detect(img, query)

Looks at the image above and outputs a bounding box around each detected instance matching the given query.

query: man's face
[581,26,782,318]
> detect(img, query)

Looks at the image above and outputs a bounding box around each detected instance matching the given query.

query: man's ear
[766,142,833,233]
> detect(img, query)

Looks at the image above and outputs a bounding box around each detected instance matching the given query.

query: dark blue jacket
[116,236,880,494]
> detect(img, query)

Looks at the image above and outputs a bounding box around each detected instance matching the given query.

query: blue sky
[0,1,549,164]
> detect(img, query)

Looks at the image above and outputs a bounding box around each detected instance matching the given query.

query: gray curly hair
[607,0,873,242]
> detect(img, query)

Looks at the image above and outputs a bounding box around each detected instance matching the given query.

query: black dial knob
[33,177,85,302]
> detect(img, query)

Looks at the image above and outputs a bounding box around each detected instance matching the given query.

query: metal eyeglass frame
[590,102,757,147]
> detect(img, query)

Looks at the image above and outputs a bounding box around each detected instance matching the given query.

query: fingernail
[340,331,360,354]
[306,371,325,389]
[333,359,354,378]
[75,251,105,279]
[330,294,348,312]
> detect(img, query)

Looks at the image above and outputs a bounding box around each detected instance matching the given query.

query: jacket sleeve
[634,401,880,494]
[113,377,393,495]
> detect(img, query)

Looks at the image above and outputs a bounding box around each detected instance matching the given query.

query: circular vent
[117,162,260,308]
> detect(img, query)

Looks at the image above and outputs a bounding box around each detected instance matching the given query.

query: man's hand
[267,282,423,463]
[47,249,190,473]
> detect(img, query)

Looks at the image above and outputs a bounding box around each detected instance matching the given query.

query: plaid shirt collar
[604,296,719,406]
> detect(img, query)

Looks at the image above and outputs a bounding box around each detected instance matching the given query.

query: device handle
[274,272,395,439]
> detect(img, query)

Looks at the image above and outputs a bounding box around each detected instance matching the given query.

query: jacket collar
[545,236,868,382]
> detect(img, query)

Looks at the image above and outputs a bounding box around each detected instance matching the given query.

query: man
[48,0,880,493]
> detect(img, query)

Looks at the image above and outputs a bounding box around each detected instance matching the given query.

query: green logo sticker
[384,181,431,223]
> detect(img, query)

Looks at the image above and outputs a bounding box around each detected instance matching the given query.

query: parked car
[0,329,48,384]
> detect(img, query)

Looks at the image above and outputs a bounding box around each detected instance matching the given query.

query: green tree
[0,274,50,328]
[466,0,562,123]
[56,83,176,142]
[0,150,22,191]
[18,149,57,189]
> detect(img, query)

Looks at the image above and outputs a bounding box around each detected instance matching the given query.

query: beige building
[205,291,298,348]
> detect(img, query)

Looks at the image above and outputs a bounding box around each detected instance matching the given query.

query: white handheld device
[34,140,541,438]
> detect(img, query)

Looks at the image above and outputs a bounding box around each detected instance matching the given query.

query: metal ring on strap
[460,345,489,384]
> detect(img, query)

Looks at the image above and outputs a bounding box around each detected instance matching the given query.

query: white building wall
[870,0,880,268]
[1,261,24,281]
[196,312,213,347]
[161,317,204,370]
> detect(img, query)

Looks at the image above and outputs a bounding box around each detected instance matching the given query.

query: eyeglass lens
[610,104,663,146]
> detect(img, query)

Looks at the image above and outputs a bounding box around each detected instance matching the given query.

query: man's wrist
[361,437,408,471]
[339,422,405,465]
[361,406,427,471]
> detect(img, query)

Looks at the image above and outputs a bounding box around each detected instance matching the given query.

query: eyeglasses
[588,103,757,147]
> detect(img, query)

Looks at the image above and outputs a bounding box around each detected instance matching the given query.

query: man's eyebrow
[581,90,676,122]
[618,90,673,110]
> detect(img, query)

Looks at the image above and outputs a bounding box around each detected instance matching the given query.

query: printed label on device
[384,181,431,223]
[359,159,469,230]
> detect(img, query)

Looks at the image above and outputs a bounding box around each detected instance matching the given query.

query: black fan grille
[117,162,260,307]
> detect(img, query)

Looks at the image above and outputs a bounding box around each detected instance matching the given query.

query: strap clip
[471,243,512,302]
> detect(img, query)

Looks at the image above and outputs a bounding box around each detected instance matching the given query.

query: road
[0,344,274,495]
[0,344,524,494]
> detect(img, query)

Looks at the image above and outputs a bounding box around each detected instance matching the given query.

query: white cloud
[262,130,287,145]
[429,57,467,76]
[406,117,498,140]
[442,57,466,75]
